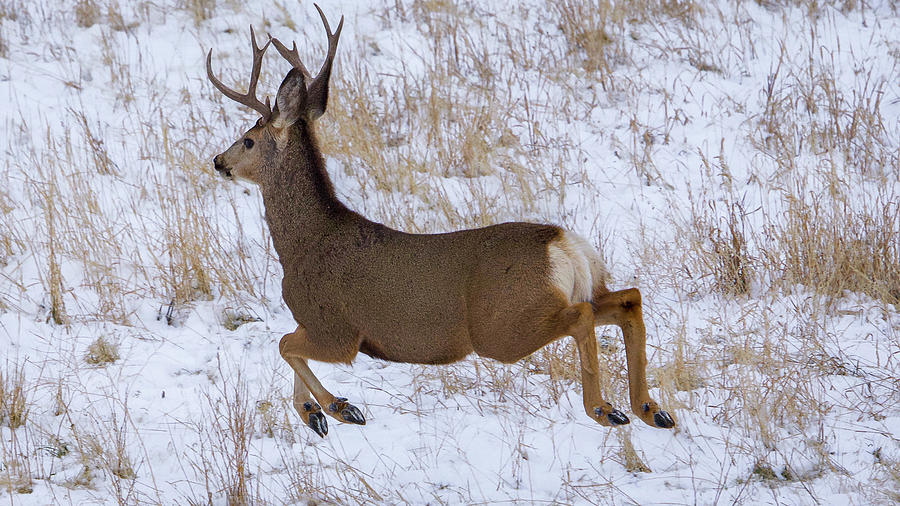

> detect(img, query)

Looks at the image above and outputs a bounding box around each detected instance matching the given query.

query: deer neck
[259,123,353,262]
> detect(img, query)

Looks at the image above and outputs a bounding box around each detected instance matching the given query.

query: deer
[205,5,675,438]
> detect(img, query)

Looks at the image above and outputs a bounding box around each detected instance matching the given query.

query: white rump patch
[547,231,609,304]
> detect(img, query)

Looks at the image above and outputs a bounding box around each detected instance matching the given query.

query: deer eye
[243,138,254,149]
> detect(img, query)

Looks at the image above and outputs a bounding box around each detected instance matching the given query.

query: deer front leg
[561,303,630,426]
[279,327,366,429]
[291,373,328,437]
[593,289,675,429]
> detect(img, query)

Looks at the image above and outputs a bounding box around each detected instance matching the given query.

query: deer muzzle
[213,155,233,179]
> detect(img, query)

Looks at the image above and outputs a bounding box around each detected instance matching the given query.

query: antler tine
[313,3,344,80]
[206,25,273,122]
[246,26,270,105]
[270,38,312,82]
[270,2,343,85]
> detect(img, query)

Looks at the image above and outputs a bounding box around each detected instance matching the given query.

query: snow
[0,0,898,504]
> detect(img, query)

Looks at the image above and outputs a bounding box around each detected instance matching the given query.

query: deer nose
[213,155,233,179]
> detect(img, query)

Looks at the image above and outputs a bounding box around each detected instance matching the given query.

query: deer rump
[280,221,607,366]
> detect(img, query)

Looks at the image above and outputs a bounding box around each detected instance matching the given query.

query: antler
[271,4,344,119]
[207,26,273,123]
[270,39,312,83]
[272,4,343,79]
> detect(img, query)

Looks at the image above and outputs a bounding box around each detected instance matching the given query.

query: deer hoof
[593,406,630,426]
[607,409,630,426]
[329,397,366,425]
[308,412,328,437]
[340,405,366,425]
[653,410,675,429]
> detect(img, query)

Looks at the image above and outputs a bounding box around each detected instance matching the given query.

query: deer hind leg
[279,326,366,431]
[559,302,630,426]
[592,288,676,429]
[291,373,328,437]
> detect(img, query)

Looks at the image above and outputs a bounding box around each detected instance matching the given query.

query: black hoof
[329,397,366,425]
[594,407,630,426]
[608,409,630,425]
[341,405,366,425]
[654,410,675,428]
[308,412,328,437]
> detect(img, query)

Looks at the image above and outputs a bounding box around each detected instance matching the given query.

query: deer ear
[272,68,307,129]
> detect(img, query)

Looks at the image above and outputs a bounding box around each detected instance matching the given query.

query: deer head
[207,5,343,184]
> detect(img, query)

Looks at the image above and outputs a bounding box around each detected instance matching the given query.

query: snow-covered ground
[1,0,898,504]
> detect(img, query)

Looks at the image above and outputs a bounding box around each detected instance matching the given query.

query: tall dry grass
[0,0,896,503]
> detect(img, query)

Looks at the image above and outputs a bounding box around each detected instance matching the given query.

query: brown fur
[208,8,675,433]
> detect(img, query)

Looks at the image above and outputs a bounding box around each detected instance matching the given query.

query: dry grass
[765,185,899,305]
[755,32,897,181]
[319,0,607,231]
[0,462,33,495]
[0,0,896,503]
[680,191,756,297]
[551,0,620,87]
[0,361,33,495]
[0,361,28,430]
[41,178,68,326]
[0,24,8,58]
[74,0,100,28]
[178,0,215,26]
[0,0,23,21]
[85,336,121,366]
[618,428,651,473]
[189,364,258,505]
[71,411,139,503]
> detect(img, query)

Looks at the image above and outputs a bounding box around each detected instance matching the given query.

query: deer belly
[357,325,472,365]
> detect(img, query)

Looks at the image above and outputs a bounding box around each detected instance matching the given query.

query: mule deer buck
[206,5,675,437]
